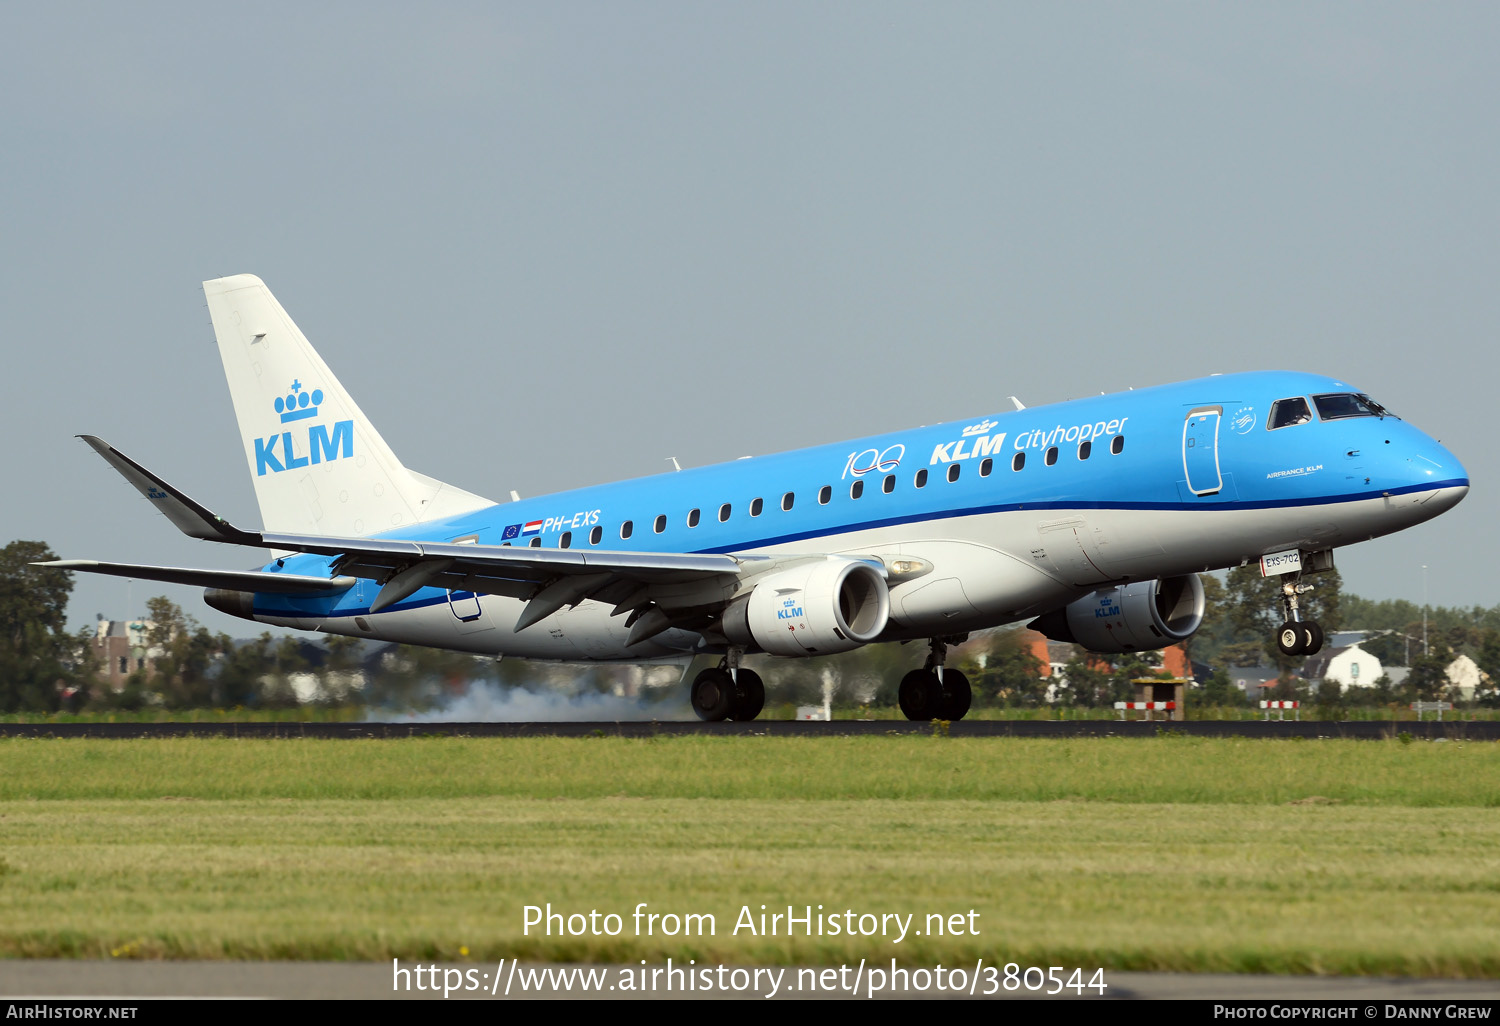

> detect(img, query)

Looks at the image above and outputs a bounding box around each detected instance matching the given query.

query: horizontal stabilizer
[36,560,355,595]
[78,435,262,546]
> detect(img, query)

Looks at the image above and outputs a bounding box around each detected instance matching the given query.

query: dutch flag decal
[521,521,543,536]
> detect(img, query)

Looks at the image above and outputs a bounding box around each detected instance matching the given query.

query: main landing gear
[1274,573,1325,657]
[690,650,765,722]
[898,637,972,721]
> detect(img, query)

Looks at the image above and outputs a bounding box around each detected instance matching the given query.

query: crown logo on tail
[274,380,324,423]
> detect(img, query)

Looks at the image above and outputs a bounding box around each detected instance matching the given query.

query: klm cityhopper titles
[43,275,1469,721]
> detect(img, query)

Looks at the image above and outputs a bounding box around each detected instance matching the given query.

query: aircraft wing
[35,560,357,595]
[56,436,772,642]
[262,531,743,576]
[259,530,755,633]
[42,539,757,641]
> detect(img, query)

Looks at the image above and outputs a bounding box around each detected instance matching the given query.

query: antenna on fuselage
[1008,396,1026,410]
[667,457,681,472]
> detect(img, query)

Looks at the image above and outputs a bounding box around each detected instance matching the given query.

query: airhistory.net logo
[256,380,354,476]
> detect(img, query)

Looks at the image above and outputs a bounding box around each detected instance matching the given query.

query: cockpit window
[1313,392,1395,422]
[1267,397,1313,430]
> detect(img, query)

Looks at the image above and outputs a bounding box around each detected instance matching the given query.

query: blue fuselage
[251,370,1467,654]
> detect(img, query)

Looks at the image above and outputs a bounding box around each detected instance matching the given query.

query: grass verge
[1,737,1497,974]
[1,735,1496,804]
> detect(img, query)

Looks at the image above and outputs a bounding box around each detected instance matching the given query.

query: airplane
[41,275,1469,721]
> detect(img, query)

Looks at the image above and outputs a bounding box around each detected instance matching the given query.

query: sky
[1,2,1496,637]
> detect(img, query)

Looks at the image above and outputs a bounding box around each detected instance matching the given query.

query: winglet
[78,435,263,547]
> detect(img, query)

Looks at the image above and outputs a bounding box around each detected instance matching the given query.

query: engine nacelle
[1029,575,1206,654]
[722,558,891,657]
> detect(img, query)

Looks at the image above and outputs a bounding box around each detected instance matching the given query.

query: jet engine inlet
[1029,574,1206,654]
[722,558,891,656]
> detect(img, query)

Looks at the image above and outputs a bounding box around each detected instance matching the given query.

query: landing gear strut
[690,649,764,722]
[1274,573,1325,657]
[898,636,971,721]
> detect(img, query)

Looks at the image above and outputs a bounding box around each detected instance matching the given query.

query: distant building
[1229,666,1288,697]
[1301,642,1384,690]
[1008,628,1194,700]
[1155,645,1193,679]
[1016,632,1076,679]
[92,617,163,690]
[1443,654,1484,701]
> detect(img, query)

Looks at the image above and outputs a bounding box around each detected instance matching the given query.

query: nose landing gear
[1274,575,1325,657]
[898,636,972,721]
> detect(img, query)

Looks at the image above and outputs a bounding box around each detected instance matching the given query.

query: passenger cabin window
[818,485,832,504]
[979,457,993,477]
[1268,397,1313,430]
[620,520,633,540]
[1313,393,1395,421]
[1110,435,1124,455]
[588,525,602,545]
[914,468,928,488]
[718,503,731,522]
[687,508,701,527]
[1012,452,1025,471]
[653,514,666,534]
[750,497,763,516]
[849,480,864,499]
[946,463,961,483]
[1078,440,1092,460]
[882,474,895,494]
[782,492,795,511]
[529,536,541,547]
[559,531,572,548]
[1045,446,1058,466]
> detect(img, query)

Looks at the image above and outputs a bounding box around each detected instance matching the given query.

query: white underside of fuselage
[254,484,1465,661]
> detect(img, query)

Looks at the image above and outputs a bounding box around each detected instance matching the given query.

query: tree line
[3,539,1496,714]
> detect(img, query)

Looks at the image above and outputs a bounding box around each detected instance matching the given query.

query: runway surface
[2,720,1496,739]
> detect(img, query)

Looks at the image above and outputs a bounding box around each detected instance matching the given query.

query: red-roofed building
[984,628,1192,687]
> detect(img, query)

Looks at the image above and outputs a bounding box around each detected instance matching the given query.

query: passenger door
[1182,407,1223,496]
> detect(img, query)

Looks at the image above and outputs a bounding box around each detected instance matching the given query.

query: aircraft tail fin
[203,274,494,537]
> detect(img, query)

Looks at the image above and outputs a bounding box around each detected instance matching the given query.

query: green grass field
[1,736,1497,975]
